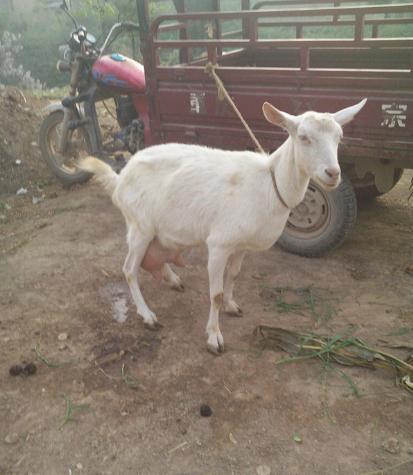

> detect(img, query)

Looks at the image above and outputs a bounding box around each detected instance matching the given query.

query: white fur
[79,99,366,354]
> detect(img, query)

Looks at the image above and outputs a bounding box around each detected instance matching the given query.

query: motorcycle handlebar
[99,21,140,57]
[122,21,140,31]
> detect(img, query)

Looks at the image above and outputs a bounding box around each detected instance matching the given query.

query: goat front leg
[123,225,160,329]
[223,251,245,317]
[206,245,231,354]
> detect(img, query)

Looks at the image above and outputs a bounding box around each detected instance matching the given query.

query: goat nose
[325,167,340,179]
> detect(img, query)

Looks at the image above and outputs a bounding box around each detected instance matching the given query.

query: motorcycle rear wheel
[39,110,92,185]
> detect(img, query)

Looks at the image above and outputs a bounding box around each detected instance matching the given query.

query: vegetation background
[0,0,412,90]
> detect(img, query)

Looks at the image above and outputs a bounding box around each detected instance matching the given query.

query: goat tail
[78,156,119,194]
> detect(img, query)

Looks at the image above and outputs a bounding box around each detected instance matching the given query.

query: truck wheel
[277,175,357,257]
[354,169,403,201]
[39,110,92,186]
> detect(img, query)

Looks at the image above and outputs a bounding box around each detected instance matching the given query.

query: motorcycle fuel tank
[92,54,145,93]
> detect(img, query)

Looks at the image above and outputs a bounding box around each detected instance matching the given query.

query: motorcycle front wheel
[39,110,92,185]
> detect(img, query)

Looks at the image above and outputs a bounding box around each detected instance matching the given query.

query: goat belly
[141,238,185,281]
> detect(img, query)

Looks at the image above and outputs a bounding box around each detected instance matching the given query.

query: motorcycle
[39,0,147,185]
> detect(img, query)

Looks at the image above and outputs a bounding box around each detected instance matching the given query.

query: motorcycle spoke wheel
[39,110,92,186]
[46,120,89,174]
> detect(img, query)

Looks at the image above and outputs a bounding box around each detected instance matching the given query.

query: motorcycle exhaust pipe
[57,60,71,73]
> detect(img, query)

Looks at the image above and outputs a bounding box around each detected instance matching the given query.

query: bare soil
[0,90,54,197]
[0,94,413,475]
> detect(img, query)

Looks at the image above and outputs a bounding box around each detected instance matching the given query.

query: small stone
[256,465,271,475]
[76,463,83,470]
[16,187,28,196]
[58,332,68,341]
[229,432,237,445]
[31,141,38,147]
[15,159,21,165]
[32,196,43,205]
[9,365,23,376]
[4,433,19,445]
[200,404,212,417]
[382,437,400,454]
[58,342,68,351]
[121,411,128,417]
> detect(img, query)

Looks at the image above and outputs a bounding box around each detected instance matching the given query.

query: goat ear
[262,102,297,133]
[333,98,367,126]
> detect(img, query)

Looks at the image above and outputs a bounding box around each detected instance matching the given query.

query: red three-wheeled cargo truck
[41,0,413,256]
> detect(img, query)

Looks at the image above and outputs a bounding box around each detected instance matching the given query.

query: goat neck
[269,138,309,210]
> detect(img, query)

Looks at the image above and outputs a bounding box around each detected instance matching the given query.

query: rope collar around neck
[270,168,290,210]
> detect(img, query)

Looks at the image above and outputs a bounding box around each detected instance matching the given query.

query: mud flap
[354,158,397,193]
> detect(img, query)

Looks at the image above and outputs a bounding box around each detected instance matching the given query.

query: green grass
[60,394,90,430]
[121,363,140,390]
[256,325,413,397]
[264,286,338,326]
[34,343,71,368]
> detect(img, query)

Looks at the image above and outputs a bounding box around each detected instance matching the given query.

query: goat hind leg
[223,251,245,316]
[162,264,184,292]
[123,226,160,329]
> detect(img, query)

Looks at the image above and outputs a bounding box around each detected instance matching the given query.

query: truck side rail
[253,0,404,9]
[254,0,413,39]
[149,2,413,73]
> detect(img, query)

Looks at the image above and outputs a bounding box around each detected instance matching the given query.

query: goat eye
[298,134,311,144]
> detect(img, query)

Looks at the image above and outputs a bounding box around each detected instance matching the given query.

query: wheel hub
[286,182,330,236]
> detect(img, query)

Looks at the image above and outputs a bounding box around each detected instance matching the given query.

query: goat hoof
[224,301,243,317]
[144,321,163,331]
[206,333,225,355]
[172,283,185,292]
[207,343,224,355]
[226,308,243,318]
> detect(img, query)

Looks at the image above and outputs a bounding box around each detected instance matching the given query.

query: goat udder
[141,239,185,281]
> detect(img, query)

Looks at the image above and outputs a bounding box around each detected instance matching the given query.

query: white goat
[80,99,366,354]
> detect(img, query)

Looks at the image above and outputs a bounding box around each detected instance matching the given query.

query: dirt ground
[1,94,413,475]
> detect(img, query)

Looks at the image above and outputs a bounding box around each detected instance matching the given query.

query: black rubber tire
[39,110,92,186]
[277,174,357,257]
[354,169,404,201]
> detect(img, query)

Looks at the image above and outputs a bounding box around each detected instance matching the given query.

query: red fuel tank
[92,54,145,93]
